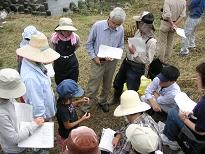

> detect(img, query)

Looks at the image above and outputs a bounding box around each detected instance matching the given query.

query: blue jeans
[163,107,184,141]
[113,58,145,97]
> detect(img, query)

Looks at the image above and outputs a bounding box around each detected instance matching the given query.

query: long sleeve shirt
[85,20,124,59]
[189,0,205,18]
[162,0,186,21]
[0,99,39,153]
[20,59,56,119]
[127,31,157,64]
[145,77,181,105]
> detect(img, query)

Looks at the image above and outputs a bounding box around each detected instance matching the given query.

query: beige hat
[64,126,100,154]
[0,68,26,99]
[55,18,77,31]
[133,11,154,24]
[114,90,150,117]
[126,124,159,153]
[16,33,60,63]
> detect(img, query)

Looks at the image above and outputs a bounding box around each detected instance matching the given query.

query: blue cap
[57,79,84,98]
[157,73,169,82]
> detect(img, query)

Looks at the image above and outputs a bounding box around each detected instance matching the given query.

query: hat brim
[114,102,150,117]
[157,73,169,82]
[55,25,77,31]
[0,82,26,99]
[133,15,141,21]
[73,86,84,97]
[16,45,60,63]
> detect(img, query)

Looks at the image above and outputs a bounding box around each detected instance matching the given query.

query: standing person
[109,11,157,105]
[157,0,186,62]
[84,7,126,113]
[0,68,44,154]
[55,79,91,151]
[18,25,40,73]
[161,62,205,151]
[51,17,80,85]
[16,33,60,154]
[112,90,162,153]
[180,0,205,55]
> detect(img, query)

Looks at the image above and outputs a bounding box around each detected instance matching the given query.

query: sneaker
[99,103,109,112]
[179,49,189,56]
[160,134,180,151]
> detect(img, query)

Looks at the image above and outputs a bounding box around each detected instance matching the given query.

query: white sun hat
[114,90,150,117]
[55,18,77,31]
[126,124,159,153]
[0,68,26,99]
[16,32,60,63]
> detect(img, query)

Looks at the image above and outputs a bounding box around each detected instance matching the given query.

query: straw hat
[126,124,159,153]
[64,126,100,154]
[55,18,77,31]
[0,68,26,99]
[114,90,150,117]
[133,11,154,24]
[16,33,60,63]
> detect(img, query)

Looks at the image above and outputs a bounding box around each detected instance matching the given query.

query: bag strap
[145,37,153,44]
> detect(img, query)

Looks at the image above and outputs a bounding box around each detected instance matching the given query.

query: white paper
[97,45,123,59]
[174,92,196,112]
[14,103,33,128]
[45,63,55,77]
[176,28,186,38]
[99,128,116,153]
[18,122,54,148]
[128,37,146,53]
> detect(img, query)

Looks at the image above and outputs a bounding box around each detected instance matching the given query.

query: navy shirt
[189,0,205,18]
[56,103,78,139]
[192,95,205,132]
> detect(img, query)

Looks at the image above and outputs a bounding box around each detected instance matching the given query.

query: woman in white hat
[16,33,60,154]
[50,17,80,85]
[0,68,44,154]
[112,90,162,154]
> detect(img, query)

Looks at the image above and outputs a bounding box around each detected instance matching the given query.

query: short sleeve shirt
[56,103,78,139]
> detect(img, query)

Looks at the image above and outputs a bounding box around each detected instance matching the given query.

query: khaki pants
[157,20,175,62]
[86,59,118,104]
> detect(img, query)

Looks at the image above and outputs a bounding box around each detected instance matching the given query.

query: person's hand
[153,91,160,99]
[93,57,101,65]
[178,110,187,122]
[105,57,113,61]
[112,135,121,148]
[34,117,44,126]
[81,97,90,104]
[128,44,136,54]
[150,101,161,112]
[171,23,177,31]
[81,112,91,121]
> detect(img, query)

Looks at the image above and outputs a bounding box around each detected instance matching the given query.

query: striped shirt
[85,20,124,59]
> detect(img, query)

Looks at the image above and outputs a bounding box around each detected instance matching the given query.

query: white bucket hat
[16,33,60,63]
[114,90,150,117]
[0,68,26,99]
[126,124,159,153]
[55,18,77,31]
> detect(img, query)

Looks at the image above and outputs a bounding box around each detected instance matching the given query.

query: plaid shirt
[113,113,162,154]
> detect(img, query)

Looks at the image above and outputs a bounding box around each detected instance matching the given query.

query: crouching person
[112,90,162,153]
[0,68,44,154]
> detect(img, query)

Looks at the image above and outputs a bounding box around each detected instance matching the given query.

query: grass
[0,0,205,153]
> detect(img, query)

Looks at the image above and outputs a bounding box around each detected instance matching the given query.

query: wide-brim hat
[64,126,100,154]
[114,90,150,117]
[126,124,159,153]
[55,18,77,31]
[133,11,154,24]
[16,33,60,63]
[0,68,26,99]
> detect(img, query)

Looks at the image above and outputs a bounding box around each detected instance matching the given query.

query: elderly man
[84,7,126,112]
[157,0,186,62]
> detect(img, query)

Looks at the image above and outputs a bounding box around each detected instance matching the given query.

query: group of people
[0,0,205,153]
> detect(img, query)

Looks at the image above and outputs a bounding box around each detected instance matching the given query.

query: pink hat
[64,126,100,154]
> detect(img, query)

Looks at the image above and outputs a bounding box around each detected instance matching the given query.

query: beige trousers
[157,20,175,62]
[86,59,118,104]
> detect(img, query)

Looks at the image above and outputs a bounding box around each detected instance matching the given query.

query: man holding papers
[161,62,205,151]
[109,11,157,105]
[0,68,44,154]
[84,7,126,112]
